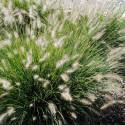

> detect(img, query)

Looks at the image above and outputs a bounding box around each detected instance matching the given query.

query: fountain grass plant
[0,16,109,125]
[0,0,125,125]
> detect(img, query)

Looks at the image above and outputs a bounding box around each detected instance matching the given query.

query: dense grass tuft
[0,0,125,125]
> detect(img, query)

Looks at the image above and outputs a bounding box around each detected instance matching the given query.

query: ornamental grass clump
[0,17,108,125]
[0,0,125,125]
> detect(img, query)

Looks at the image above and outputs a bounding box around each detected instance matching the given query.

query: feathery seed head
[70,112,77,119]
[0,79,12,90]
[33,74,39,80]
[60,73,69,82]
[54,38,64,48]
[59,86,73,101]
[56,54,69,68]
[39,52,50,63]
[42,80,50,88]
[36,37,47,47]
[32,65,39,71]
[48,102,57,114]
[32,116,37,121]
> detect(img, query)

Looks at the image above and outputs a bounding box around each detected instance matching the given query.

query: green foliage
[0,1,125,125]
[0,15,109,124]
[99,18,125,47]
